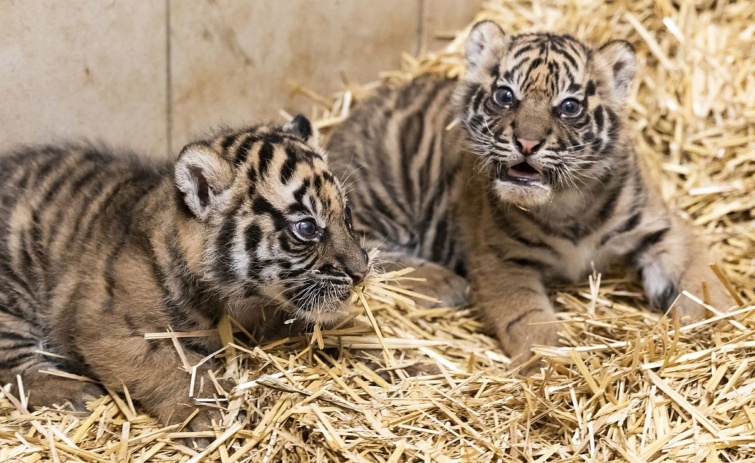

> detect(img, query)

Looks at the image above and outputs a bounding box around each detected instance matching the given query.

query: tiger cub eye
[294,219,318,239]
[559,98,582,116]
[493,87,516,107]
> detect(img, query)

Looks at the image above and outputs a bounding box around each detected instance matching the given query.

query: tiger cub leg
[81,336,227,431]
[0,312,105,410]
[470,263,560,368]
[633,222,734,319]
[377,253,470,308]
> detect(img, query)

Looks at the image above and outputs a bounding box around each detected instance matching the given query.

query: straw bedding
[2,0,754,461]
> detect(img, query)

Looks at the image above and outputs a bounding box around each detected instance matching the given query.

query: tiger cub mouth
[287,278,353,313]
[496,161,544,185]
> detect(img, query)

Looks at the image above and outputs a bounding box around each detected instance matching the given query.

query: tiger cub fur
[0,115,368,429]
[326,22,733,365]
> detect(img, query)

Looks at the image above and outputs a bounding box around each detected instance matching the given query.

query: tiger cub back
[326,22,733,366]
[0,115,368,429]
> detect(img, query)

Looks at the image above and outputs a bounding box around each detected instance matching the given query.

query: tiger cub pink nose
[515,138,543,155]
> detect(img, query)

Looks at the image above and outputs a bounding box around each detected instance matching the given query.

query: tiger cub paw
[502,314,560,375]
[401,261,470,308]
[26,377,106,412]
[157,402,226,448]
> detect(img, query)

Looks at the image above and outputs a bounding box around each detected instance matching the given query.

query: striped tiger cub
[326,22,733,366]
[0,116,369,429]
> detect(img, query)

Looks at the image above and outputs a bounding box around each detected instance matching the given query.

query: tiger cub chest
[546,235,617,283]
[504,211,640,285]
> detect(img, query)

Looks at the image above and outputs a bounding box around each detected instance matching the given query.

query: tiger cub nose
[515,137,543,155]
[347,269,367,285]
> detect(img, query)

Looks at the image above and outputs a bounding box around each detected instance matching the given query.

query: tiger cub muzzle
[280,219,370,326]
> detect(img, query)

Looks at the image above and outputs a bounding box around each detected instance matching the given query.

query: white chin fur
[296,302,350,327]
[493,180,553,208]
[259,285,350,327]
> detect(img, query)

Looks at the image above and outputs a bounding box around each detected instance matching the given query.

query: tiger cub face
[174,116,369,326]
[457,22,636,208]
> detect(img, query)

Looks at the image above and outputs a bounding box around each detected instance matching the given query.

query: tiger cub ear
[284,114,319,145]
[174,143,234,221]
[595,40,636,104]
[465,21,507,72]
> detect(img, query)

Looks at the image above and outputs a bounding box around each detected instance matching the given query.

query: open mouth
[495,162,543,185]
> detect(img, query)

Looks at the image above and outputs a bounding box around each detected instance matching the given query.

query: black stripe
[322,171,336,184]
[235,135,255,166]
[215,214,238,279]
[489,63,500,81]
[280,147,300,184]
[511,233,555,252]
[586,80,596,97]
[82,180,131,240]
[400,112,423,209]
[628,228,671,264]
[258,142,275,176]
[599,210,642,246]
[101,245,124,313]
[303,149,322,161]
[471,87,486,114]
[0,330,35,342]
[244,224,263,268]
[594,105,605,134]
[124,314,141,337]
[0,274,35,317]
[65,172,109,245]
[558,50,579,72]
[561,65,575,84]
[0,340,36,350]
[252,196,287,231]
[606,108,621,139]
[0,351,35,370]
[508,58,530,78]
[504,257,547,271]
[431,217,449,262]
[221,134,239,152]
[44,167,94,251]
[506,308,544,335]
[595,177,625,224]
[513,45,535,59]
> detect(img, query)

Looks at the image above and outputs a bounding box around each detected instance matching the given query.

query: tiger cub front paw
[26,377,106,412]
[500,309,560,374]
[401,261,470,308]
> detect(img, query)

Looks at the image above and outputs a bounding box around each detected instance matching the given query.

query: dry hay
[2,0,755,461]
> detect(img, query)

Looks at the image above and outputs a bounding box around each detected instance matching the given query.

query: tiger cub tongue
[507,162,541,181]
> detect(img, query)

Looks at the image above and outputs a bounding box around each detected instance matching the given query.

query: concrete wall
[0,0,481,158]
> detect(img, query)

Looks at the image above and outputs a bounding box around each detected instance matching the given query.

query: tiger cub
[0,115,369,429]
[326,22,733,366]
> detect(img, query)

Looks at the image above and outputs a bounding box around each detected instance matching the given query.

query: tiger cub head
[457,21,636,208]
[174,116,369,326]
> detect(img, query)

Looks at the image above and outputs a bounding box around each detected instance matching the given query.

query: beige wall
[0,0,481,158]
